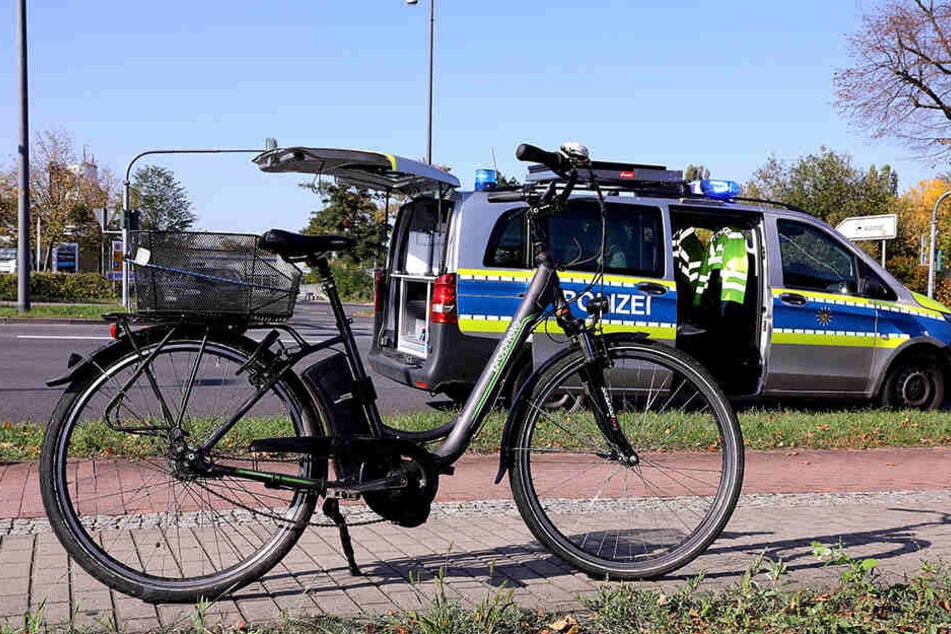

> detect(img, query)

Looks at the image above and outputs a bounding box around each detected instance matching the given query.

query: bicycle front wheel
[510,336,743,579]
[40,329,324,603]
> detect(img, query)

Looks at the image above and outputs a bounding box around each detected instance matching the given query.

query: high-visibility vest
[694,228,750,305]
[673,228,704,288]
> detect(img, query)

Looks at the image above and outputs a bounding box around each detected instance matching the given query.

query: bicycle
[40,143,744,603]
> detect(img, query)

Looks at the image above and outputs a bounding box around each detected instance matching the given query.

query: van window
[392,198,451,276]
[778,219,857,293]
[484,208,528,268]
[484,200,663,277]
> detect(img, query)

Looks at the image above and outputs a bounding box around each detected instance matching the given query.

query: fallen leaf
[549,615,578,632]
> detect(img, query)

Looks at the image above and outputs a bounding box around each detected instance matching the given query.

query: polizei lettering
[562,290,653,317]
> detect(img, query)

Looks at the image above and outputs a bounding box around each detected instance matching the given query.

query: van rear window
[484,200,664,278]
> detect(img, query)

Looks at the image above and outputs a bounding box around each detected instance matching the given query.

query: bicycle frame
[114,165,635,493]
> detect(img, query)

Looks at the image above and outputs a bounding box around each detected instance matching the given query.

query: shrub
[0,272,117,303]
[302,262,374,303]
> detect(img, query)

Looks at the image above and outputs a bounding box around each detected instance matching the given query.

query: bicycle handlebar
[516,143,568,174]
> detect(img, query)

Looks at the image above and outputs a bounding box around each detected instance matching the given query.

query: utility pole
[17,0,31,312]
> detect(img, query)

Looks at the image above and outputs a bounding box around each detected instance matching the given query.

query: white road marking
[16,335,112,340]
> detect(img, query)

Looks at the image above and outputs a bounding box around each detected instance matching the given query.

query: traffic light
[121,210,141,230]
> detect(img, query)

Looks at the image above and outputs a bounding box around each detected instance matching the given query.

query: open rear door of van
[255,147,460,363]
[253,147,460,196]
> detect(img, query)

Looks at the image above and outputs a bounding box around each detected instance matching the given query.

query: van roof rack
[525,160,687,196]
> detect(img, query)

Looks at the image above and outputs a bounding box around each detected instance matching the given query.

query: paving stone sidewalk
[0,447,948,632]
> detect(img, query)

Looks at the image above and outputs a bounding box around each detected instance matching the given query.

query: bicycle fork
[576,329,639,466]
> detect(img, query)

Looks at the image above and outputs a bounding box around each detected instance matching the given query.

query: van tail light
[373,268,385,313]
[430,273,458,324]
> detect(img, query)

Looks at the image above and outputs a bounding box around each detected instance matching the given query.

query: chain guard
[338,438,439,528]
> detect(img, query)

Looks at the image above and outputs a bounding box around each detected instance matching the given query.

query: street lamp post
[927,189,951,298]
[406,0,434,165]
[17,0,30,313]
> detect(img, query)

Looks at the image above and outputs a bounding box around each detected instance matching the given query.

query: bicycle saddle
[259,229,355,259]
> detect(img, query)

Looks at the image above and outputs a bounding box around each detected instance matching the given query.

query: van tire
[881,356,944,410]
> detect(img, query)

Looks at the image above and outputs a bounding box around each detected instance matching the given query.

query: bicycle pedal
[325,488,362,500]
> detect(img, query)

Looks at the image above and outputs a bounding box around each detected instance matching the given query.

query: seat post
[312,255,384,435]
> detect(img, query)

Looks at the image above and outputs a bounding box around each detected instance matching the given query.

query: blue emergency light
[693,179,741,200]
[475,169,497,191]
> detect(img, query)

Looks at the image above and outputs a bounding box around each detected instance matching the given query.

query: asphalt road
[0,303,449,424]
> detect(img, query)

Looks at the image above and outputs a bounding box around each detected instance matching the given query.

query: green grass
[2,408,948,463]
[0,303,124,320]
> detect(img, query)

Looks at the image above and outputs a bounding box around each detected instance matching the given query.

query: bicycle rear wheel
[509,336,743,579]
[40,329,324,603]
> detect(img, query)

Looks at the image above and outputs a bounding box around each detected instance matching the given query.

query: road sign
[52,243,79,273]
[835,214,898,241]
[112,240,123,272]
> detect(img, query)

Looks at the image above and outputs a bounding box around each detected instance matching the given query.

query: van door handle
[637,282,668,296]
[779,292,807,306]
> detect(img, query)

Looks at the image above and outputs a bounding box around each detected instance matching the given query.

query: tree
[300,183,382,266]
[684,164,711,181]
[744,147,899,227]
[29,130,116,271]
[0,170,16,242]
[130,165,195,231]
[495,171,521,188]
[835,1,951,162]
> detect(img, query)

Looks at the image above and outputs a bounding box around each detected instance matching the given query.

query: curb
[0,317,105,325]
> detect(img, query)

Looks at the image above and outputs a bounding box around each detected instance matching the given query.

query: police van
[258,147,951,410]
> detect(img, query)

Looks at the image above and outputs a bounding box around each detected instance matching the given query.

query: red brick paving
[1,446,948,519]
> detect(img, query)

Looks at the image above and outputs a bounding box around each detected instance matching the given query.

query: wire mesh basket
[128,231,301,323]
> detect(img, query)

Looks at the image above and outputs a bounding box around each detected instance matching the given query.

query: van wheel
[881,357,944,410]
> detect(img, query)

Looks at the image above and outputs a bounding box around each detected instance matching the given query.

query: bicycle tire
[509,335,743,579]
[40,328,326,603]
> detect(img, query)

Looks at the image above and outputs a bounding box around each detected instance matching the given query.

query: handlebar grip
[516,143,566,173]
[486,191,526,203]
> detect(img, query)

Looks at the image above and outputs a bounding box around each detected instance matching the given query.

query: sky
[0,0,941,234]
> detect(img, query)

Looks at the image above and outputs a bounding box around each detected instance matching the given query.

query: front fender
[493,331,650,484]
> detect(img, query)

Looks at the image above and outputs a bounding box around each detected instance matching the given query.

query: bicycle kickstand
[322,498,362,576]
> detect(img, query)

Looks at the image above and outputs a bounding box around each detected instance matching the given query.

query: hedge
[302,263,374,302]
[0,273,117,303]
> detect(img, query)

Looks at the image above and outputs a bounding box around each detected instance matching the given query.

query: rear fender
[45,324,220,387]
[47,339,134,387]
[493,331,649,484]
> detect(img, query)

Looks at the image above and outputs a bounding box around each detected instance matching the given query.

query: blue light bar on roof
[690,179,741,200]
